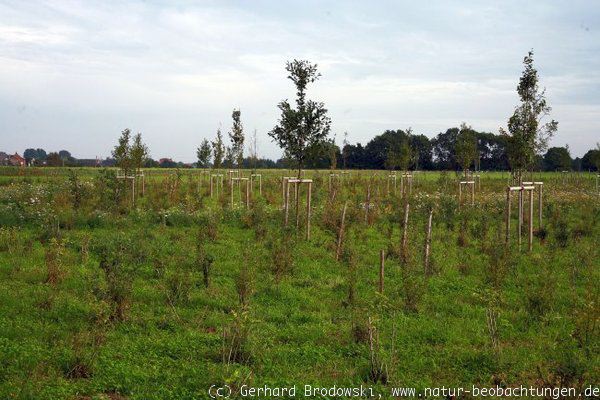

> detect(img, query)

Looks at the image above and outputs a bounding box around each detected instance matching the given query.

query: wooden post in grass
[401,173,412,197]
[458,181,475,207]
[424,208,433,275]
[364,182,371,224]
[523,181,544,229]
[295,180,300,229]
[306,181,312,240]
[250,174,262,195]
[210,174,223,198]
[336,201,348,261]
[379,249,385,294]
[539,183,543,228]
[387,173,397,195]
[529,188,534,251]
[284,178,290,226]
[518,188,523,249]
[285,179,313,239]
[505,187,511,245]
[245,178,250,209]
[401,201,410,257]
[230,177,249,209]
[505,185,535,250]
[116,171,136,207]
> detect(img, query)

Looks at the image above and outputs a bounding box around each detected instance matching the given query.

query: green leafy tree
[130,133,149,174]
[398,128,413,172]
[229,109,244,169]
[268,59,332,176]
[384,129,412,171]
[329,135,337,170]
[543,146,572,171]
[46,152,62,167]
[112,128,133,175]
[196,139,212,168]
[500,50,558,182]
[384,147,398,171]
[455,123,478,175]
[211,128,225,169]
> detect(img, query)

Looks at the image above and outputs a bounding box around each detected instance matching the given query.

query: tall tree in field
[229,109,244,169]
[130,133,149,174]
[455,123,478,175]
[342,131,349,170]
[329,135,337,170]
[268,59,332,176]
[398,128,413,172]
[112,128,133,175]
[211,128,225,169]
[500,50,558,182]
[543,146,572,171]
[196,139,212,168]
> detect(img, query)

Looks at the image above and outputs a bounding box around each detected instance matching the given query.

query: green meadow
[0,168,598,399]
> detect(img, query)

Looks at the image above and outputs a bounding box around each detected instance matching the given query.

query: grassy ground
[0,167,598,399]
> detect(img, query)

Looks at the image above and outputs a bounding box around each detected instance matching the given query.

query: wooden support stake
[401,201,410,256]
[335,202,348,261]
[284,179,290,226]
[246,179,250,209]
[295,181,300,229]
[379,249,385,294]
[518,189,523,249]
[424,208,433,275]
[306,182,312,240]
[364,183,371,224]
[538,184,543,229]
[230,178,234,208]
[529,188,534,251]
[505,188,511,245]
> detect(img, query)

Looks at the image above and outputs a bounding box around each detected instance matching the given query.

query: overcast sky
[1,1,598,161]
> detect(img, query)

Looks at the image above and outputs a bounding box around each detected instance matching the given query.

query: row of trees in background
[12,52,600,172]
[17,130,600,172]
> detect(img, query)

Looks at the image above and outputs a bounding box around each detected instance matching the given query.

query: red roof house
[9,153,25,167]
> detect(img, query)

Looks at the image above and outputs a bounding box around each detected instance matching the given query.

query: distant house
[8,153,25,167]
[159,158,177,168]
[0,152,8,165]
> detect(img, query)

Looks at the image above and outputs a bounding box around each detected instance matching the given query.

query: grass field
[0,167,598,399]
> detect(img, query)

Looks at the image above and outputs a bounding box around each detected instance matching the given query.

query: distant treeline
[289,127,598,171]
[8,127,600,171]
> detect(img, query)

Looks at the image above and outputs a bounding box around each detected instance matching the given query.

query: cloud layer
[1,1,599,160]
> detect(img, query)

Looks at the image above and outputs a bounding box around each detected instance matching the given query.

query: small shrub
[165,269,193,306]
[45,238,64,285]
[236,248,255,307]
[367,317,388,384]
[222,308,252,365]
[269,234,294,282]
[196,243,214,288]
